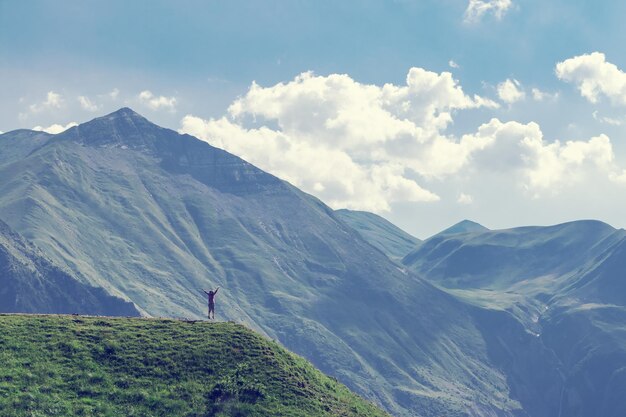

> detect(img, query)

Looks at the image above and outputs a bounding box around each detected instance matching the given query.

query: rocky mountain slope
[2,108,621,416]
[334,209,421,261]
[1,109,518,416]
[403,220,626,417]
[0,218,138,316]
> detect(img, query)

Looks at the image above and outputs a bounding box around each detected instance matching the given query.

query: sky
[2,0,626,238]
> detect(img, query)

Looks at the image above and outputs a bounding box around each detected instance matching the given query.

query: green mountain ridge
[5,108,624,416]
[403,220,626,417]
[0,314,389,417]
[0,108,537,417]
[434,220,489,237]
[334,209,421,261]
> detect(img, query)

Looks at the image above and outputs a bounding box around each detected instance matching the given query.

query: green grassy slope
[0,315,388,417]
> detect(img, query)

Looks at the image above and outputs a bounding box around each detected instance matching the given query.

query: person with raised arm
[202,287,219,319]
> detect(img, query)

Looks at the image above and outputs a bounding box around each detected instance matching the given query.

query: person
[202,287,219,319]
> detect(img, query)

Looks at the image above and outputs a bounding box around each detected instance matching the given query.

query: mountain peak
[89,107,153,130]
[437,219,488,237]
[50,108,285,195]
[106,107,145,120]
[56,107,162,148]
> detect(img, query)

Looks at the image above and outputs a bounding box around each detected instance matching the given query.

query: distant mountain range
[1,108,625,416]
[400,219,626,417]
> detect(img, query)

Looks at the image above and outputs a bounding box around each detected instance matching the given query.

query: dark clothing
[203,288,219,319]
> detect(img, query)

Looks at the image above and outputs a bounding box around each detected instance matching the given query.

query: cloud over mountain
[138,90,177,111]
[181,68,499,212]
[32,121,78,134]
[466,119,619,192]
[180,67,626,212]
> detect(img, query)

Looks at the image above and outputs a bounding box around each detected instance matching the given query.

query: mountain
[434,219,489,237]
[403,220,620,291]
[335,209,421,260]
[404,220,626,417]
[0,218,139,316]
[0,108,548,417]
[0,314,389,417]
[0,129,52,165]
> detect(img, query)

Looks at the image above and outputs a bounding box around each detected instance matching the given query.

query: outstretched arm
[214,287,219,295]
[202,289,210,295]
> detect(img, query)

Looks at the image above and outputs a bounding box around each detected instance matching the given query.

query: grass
[0,315,388,417]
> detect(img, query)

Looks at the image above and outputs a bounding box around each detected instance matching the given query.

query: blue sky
[2,0,626,237]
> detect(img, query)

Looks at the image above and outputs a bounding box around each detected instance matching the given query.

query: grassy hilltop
[0,315,388,417]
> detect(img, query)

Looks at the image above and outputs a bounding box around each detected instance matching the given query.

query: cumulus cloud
[138,90,177,111]
[78,95,99,112]
[227,69,498,167]
[464,0,513,23]
[180,69,500,212]
[179,68,626,211]
[32,122,78,134]
[497,79,525,104]
[181,115,440,212]
[449,60,460,69]
[29,91,63,113]
[466,118,619,192]
[556,52,626,106]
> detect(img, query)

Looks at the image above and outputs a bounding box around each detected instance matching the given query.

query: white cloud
[523,133,613,191]
[464,0,513,23]
[497,79,525,104]
[180,115,439,212]
[78,95,99,112]
[227,69,497,157]
[180,68,500,212]
[32,122,78,134]
[609,170,626,184]
[449,60,460,69]
[179,68,626,212]
[109,88,120,100]
[29,91,63,113]
[138,90,177,111]
[556,52,626,106]
[457,193,473,204]
[466,118,619,192]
